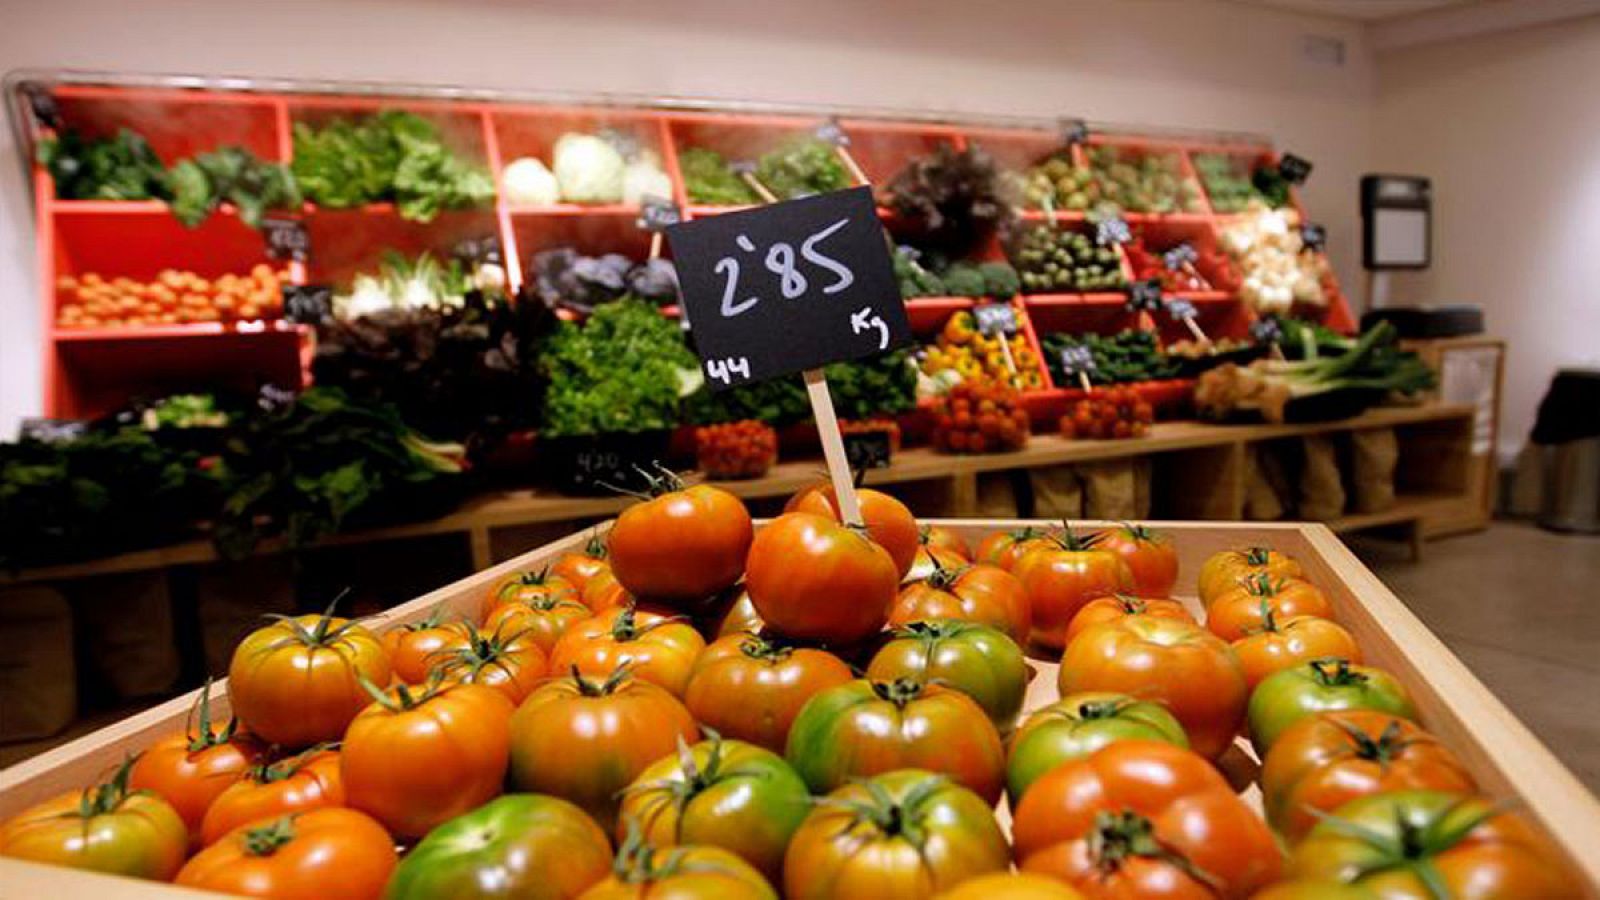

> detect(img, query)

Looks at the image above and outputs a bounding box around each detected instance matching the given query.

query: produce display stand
[1,519,1595,896]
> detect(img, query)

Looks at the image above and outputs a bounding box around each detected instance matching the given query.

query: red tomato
[429,620,549,703]
[382,608,472,685]
[582,839,775,899]
[1096,524,1179,597]
[176,808,397,900]
[486,568,581,616]
[684,632,855,753]
[550,529,612,592]
[1232,614,1361,689]
[608,479,752,605]
[0,758,187,881]
[891,560,1031,643]
[920,524,972,560]
[128,680,266,848]
[746,512,900,645]
[975,526,1059,572]
[1064,594,1196,646]
[1013,529,1135,650]
[1198,546,1304,608]
[549,606,706,697]
[934,873,1087,899]
[1207,575,1334,642]
[200,748,344,847]
[1013,740,1282,898]
[787,482,920,578]
[483,592,592,656]
[1058,617,1248,760]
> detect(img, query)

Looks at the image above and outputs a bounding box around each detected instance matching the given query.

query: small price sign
[1059,117,1090,147]
[261,217,309,262]
[843,430,892,470]
[452,235,503,266]
[1124,278,1164,313]
[666,186,910,391]
[1095,215,1132,247]
[637,196,683,233]
[19,417,87,444]
[282,284,333,323]
[21,82,60,130]
[1278,153,1313,185]
[1251,316,1285,345]
[1300,222,1327,253]
[1163,243,1198,270]
[973,302,1019,337]
[1166,297,1198,321]
[1059,344,1098,376]
[814,117,850,148]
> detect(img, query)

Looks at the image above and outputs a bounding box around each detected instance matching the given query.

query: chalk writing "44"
[716,218,855,316]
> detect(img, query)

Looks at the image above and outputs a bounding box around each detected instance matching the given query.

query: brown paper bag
[1350,428,1399,513]
[1081,460,1142,520]
[1030,466,1085,519]
[70,573,179,700]
[0,587,76,741]
[196,558,296,676]
[1299,434,1348,521]
[1244,445,1287,521]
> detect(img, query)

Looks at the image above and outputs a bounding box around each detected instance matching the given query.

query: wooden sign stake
[998,334,1018,376]
[739,171,778,204]
[648,231,663,260]
[835,147,870,187]
[1181,313,1212,347]
[1078,371,1094,393]
[803,368,864,526]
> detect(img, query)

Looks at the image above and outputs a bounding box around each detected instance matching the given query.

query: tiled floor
[1350,521,1600,793]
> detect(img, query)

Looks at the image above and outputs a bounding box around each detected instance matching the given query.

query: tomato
[549,606,706,697]
[483,591,592,657]
[1207,575,1333,644]
[1262,711,1478,842]
[904,543,972,583]
[920,524,972,560]
[1064,594,1195,645]
[551,528,613,592]
[1288,791,1578,897]
[128,679,265,848]
[684,632,854,753]
[383,607,473,684]
[608,477,752,605]
[976,525,1059,572]
[1232,614,1361,689]
[1096,524,1179,597]
[509,667,699,833]
[581,568,633,613]
[619,734,809,882]
[866,621,1027,731]
[1058,617,1248,760]
[487,567,581,615]
[784,769,1009,899]
[0,758,186,881]
[227,602,391,748]
[1198,546,1304,608]
[430,621,549,704]
[583,839,776,900]
[1006,692,1189,805]
[935,872,1087,899]
[786,678,1005,803]
[712,589,765,639]
[200,747,344,847]
[786,482,920,578]
[1013,740,1282,898]
[386,794,613,900]
[1251,880,1377,900]
[891,560,1031,643]
[176,809,396,900]
[1013,529,1135,650]
[1247,657,1417,756]
[746,512,900,645]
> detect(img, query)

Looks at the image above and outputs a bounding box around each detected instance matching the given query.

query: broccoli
[940,263,987,298]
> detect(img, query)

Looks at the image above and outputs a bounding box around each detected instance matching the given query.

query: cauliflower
[622,152,673,205]
[553,133,625,204]
[501,157,559,206]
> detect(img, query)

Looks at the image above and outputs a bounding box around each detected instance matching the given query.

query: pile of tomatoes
[56,265,289,330]
[694,420,778,480]
[0,482,1578,899]
[930,381,1031,454]
[1058,385,1154,440]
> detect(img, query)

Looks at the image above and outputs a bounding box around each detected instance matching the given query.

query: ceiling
[1232,0,1480,21]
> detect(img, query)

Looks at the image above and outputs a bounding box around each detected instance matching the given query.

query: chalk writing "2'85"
[716,218,855,317]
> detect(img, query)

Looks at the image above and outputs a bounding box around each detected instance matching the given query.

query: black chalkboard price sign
[1059,117,1090,147]
[261,217,310,262]
[1095,215,1132,247]
[282,285,333,324]
[665,186,910,391]
[843,430,893,470]
[1300,222,1327,253]
[1124,278,1164,313]
[1278,153,1313,185]
[973,302,1019,337]
[636,197,683,233]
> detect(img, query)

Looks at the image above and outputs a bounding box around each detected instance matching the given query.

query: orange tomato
[429,621,549,704]
[1198,546,1304,608]
[1064,594,1196,646]
[200,748,344,847]
[549,606,706,697]
[608,480,753,605]
[684,632,855,753]
[903,544,971,583]
[920,524,972,560]
[890,560,1031,643]
[1233,614,1361,689]
[1206,575,1334,642]
[581,568,633,613]
[786,482,920,578]
[382,607,472,684]
[483,593,592,656]
[128,680,266,848]
[746,512,900,645]
[550,529,612,592]
[1013,528,1135,650]
[934,873,1086,899]
[975,526,1059,572]
[582,839,775,899]
[176,809,397,900]
[1096,523,1180,598]
[486,567,581,615]
[0,758,187,881]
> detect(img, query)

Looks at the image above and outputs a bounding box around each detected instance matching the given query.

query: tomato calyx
[1043,523,1104,553]
[609,606,685,643]
[1307,656,1368,687]
[1074,697,1133,721]
[582,527,609,560]
[1306,797,1504,891]
[623,732,733,817]
[393,604,449,634]
[241,815,298,857]
[737,632,795,663]
[918,553,972,591]
[1331,718,1417,770]
[261,596,365,652]
[183,677,240,753]
[430,622,532,685]
[357,670,450,713]
[609,818,734,885]
[1117,522,1162,544]
[817,774,950,849]
[1111,593,1149,614]
[512,567,559,587]
[869,677,928,709]
[246,743,337,785]
[1085,810,1221,889]
[1242,546,1274,566]
[74,755,141,820]
[1242,573,1287,597]
[570,663,634,697]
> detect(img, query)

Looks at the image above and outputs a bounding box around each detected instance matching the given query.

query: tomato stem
[241,816,297,856]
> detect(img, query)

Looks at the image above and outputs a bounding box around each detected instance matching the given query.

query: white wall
[1372,14,1600,459]
[0,0,1377,437]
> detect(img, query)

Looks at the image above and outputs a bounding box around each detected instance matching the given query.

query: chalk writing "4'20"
[715,218,855,316]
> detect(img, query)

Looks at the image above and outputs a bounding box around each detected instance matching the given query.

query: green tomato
[1246,657,1416,757]
[1004,692,1188,805]
[383,794,612,900]
[865,621,1027,732]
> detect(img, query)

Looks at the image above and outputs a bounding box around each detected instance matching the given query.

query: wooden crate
[1,520,1596,896]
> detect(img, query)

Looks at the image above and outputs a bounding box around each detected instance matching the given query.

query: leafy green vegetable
[823,350,918,420]
[684,376,809,427]
[756,138,850,200]
[679,147,759,205]
[168,146,299,228]
[292,111,494,221]
[37,128,169,201]
[1043,330,1180,386]
[540,298,699,437]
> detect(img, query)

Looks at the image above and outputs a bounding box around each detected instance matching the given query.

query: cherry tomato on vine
[0,757,186,881]
[608,472,752,606]
[200,747,344,847]
[1096,523,1179,597]
[548,606,706,697]
[786,482,920,578]
[176,809,396,900]
[684,631,853,753]
[129,678,265,848]
[746,512,899,645]
[1013,527,1135,650]
[1006,691,1188,805]
[1247,657,1417,756]
[866,620,1027,731]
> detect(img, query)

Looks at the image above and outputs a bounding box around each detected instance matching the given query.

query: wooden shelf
[52,320,303,342]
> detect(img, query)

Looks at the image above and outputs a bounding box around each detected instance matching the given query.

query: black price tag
[843,430,892,470]
[1162,243,1198,270]
[1059,117,1090,147]
[1058,345,1098,377]
[21,82,61,130]
[813,117,850,148]
[1250,316,1285,345]
[666,186,910,391]
[282,284,333,323]
[1095,215,1131,247]
[973,302,1019,337]
[261,217,309,262]
[598,128,642,162]
[19,417,87,444]
[1278,153,1313,185]
[637,196,683,233]
[1124,278,1164,313]
[452,235,503,267]
[1300,222,1326,252]
[1166,297,1198,321]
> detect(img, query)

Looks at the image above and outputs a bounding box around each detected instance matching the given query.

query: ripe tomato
[785,678,1005,803]
[920,524,972,560]
[866,621,1027,731]
[1013,740,1282,898]
[1096,523,1179,597]
[1006,692,1189,805]
[975,525,1059,571]
[1198,546,1304,608]
[608,478,752,604]
[227,603,391,748]
[1013,529,1135,650]
[891,560,1031,643]
[712,589,765,639]
[581,568,633,613]
[0,758,186,881]
[1288,791,1578,897]
[128,679,265,848]
[509,667,698,833]
[386,794,613,900]
[429,621,549,703]
[175,809,396,900]
[551,529,613,592]
[746,512,899,645]
[620,735,809,882]
[383,608,472,684]
[786,482,920,578]
[903,543,971,583]
[1247,657,1418,756]
[549,606,706,697]
[486,567,581,615]
[1252,880,1377,900]
[1207,574,1334,642]
[684,632,854,753]
[1232,614,1361,689]
[341,681,511,839]
[1058,617,1248,760]
[482,591,592,656]
[1064,593,1195,645]
[937,873,1087,899]
[784,769,1009,899]
[1262,711,1478,842]
[583,840,776,899]
[200,747,344,847]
